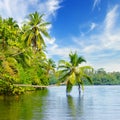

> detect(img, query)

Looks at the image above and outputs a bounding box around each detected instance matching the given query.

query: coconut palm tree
[58,52,93,94]
[22,11,51,51]
[5,17,19,29]
[43,58,56,80]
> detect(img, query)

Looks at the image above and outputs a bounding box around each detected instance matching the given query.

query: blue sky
[0,0,120,72]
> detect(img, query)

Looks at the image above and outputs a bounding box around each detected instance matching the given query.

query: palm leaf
[58,65,70,70]
[58,71,71,83]
[83,74,93,84]
[58,60,71,68]
[80,66,93,71]
[27,32,34,46]
[40,22,51,27]
[40,29,51,39]
[78,56,86,64]
[38,33,46,46]
[58,60,66,64]
[69,52,86,66]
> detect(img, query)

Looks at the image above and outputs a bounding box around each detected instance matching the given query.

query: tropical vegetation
[0,12,55,95]
[89,68,120,85]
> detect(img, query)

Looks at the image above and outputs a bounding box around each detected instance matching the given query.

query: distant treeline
[85,68,120,85]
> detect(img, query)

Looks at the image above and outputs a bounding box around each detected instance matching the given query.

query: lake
[0,86,120,120]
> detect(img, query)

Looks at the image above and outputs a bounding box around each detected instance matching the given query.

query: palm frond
[80,66,93,71]
[69,52,86,66]
[58,60,66,64]
[58,70,71,82]
[80,66,94,75]
[69,51,77,66]
[78,56,86,64]
[58,60,71,68]
[40,29,51,39]
[83,74,93,84]
[38,33,46,46]
[40,22,51,27]
[27,32,34,47]
[58,65,70,70]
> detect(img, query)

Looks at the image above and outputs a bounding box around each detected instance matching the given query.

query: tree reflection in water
[66,94,84,119]
[0,89,48,120]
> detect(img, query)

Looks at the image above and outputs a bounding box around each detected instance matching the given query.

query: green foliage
[69,52,86,66]
[89,69,120,85]
[0,12,53,95]
[58,52,93,93]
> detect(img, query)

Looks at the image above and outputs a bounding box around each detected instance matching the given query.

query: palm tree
[58,52,93,94]
[5,17,19,29]
[44,58,56,79]
[22,11,51,51]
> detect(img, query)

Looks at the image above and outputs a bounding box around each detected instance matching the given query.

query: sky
[0,0,120,72]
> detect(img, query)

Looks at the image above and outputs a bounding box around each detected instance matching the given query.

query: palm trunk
[78,83,81,95]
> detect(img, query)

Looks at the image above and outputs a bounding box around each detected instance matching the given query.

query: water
[0,86,120,120]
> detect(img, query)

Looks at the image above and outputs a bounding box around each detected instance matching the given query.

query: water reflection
[0,89,48,120]
[0,95,22,120]
[20,89,48,120]
[66,94,84,119]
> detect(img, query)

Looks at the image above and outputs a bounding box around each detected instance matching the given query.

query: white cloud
[0,0,62,24]
[78,22,98,37]
[92,0,101,11]
[47,41,79,60]
[104,5,119,33]
[82,45,100,54]
[46,37,56,45]
[104,63,120,72]
[0,0,27,23]
[46,0,61,16]
[76,5,120,51]
[92,59,120,72]
[89,22,97,31]
[102,5,120,50]
[38,0,62,20]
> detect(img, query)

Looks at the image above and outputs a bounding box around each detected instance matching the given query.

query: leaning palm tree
[58,52,93,94]
[22,11,51,51]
